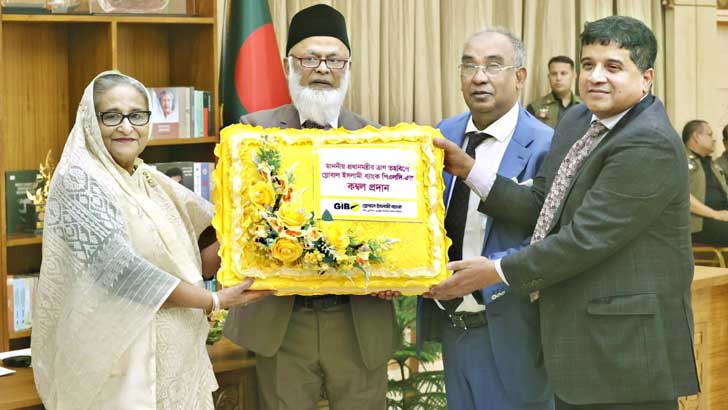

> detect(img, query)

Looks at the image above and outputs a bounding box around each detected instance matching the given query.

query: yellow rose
[277,202,308,227]
[249,181,275,208]
[303,252,320,267]
[271,237,303,264]
[324,223,350,250]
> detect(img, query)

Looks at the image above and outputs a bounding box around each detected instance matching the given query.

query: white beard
[287,62,349,127]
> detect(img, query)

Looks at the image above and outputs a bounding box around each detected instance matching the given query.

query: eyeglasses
[97,111,152,126]
[459,63,516,77]
[290,55,350,70]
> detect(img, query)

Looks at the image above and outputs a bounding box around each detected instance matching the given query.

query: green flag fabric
[221,0,290,127]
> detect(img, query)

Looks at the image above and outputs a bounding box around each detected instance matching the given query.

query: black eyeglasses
[97,111,152,126]
[290,55,350,70]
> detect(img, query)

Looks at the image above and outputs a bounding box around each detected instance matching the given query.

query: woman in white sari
[31,71,272,410]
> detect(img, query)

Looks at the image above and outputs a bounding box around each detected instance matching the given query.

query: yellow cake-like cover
[213,123,451,295]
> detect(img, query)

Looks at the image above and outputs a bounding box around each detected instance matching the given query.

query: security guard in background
[684,119,728,246]
[526,55,581,129]
[716,124,728,176]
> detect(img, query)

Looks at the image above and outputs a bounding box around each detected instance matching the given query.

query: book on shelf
[203,277,217,292]
[203,91,212,137]
[150,162,214,202]
[149,87,212,140]
[6,273,39,334]
[0,0,48,14]
[4,170,41,235]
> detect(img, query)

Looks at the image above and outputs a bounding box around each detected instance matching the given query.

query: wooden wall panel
[706,285,728,408]
[681,267,728,410]
[0,3,7,352]
[116,24,171,87]
[1,23,70,172]
[169,25,215,96]
[68,23,113,126]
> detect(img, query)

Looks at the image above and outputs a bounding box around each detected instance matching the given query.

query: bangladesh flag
[221,0,290,127]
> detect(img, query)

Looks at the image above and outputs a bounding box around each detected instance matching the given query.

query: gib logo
[333,202,360,211]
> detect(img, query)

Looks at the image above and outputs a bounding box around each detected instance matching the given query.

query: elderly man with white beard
[223,5,399,410]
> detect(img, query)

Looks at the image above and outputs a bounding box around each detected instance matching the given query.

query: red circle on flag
[235,23,291,113]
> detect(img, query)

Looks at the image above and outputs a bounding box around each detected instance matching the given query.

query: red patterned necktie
[531,120,608,244]
[528,120,607,301]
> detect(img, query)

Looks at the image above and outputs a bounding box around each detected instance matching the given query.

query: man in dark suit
[223,5,398,410]
[416,28,553,410]
[427,16,699,410]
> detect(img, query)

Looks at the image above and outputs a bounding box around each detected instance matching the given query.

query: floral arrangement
[206,309,227,345]
[245,138,396,278]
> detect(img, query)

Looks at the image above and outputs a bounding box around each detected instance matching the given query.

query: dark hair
[580,16,657,72]
[548,55,574,70]
[682,120,708,145]
[723,124,728,143]
[93,73,149,110]
[165,167,184,178]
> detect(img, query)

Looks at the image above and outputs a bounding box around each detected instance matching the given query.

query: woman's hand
[217,277,275,309]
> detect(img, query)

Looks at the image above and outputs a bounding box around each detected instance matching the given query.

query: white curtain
[259,0,666,126]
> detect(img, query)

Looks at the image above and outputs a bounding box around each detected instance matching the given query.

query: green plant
[387,296,447,410]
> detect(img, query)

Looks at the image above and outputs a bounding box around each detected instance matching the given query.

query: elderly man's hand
[433,137,475,179]
[424,257,502,300]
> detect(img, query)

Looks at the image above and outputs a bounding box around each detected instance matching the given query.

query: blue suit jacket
[416,106,554,404]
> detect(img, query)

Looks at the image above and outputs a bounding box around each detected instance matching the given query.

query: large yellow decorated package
[213,123,451,295]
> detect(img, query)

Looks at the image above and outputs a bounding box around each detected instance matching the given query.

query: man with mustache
[223,5,397,410]
[417,28,554,410]
[428,16,699,409]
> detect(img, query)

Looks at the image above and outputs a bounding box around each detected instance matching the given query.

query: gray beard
[287,64,349,127]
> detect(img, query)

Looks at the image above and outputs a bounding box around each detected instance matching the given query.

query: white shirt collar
[590,94,647,130]
[465,102,519,142]
[297,112,339,129]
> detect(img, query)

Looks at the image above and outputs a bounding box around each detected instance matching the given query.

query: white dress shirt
[437,102,520,312]
[465,106,633,285]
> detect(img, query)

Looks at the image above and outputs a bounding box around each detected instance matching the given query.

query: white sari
[31,71,217,410]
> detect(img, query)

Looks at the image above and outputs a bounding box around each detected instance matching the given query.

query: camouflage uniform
[526,91,581,129]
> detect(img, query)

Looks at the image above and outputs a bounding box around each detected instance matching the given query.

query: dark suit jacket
[416,106,554,404]
[223,104,399,370]
[480,95,700,404]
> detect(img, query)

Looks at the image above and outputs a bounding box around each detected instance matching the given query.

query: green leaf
[321,209,333,221]
[386,296,446,409]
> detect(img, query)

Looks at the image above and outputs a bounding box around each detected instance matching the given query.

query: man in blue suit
[417,28,554,410]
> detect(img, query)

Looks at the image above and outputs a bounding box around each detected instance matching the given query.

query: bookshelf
[0,2,220,351]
